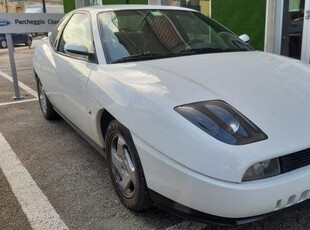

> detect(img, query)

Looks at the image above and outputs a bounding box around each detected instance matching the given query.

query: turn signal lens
[242,158,281,181]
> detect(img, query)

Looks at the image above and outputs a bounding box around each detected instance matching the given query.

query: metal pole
[5,0,8,12]
[6,34,22,100]
[42,0,46,13]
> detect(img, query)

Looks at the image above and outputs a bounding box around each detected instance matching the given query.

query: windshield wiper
[111,53,177,64]
[178,47,249,54]
[111,48,249,64]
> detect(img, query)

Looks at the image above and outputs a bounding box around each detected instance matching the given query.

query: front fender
[86,64,253,183]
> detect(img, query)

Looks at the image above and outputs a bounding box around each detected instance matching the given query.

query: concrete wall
[0,1,27,13]
[0,1,63,13]
[200,0,210,16]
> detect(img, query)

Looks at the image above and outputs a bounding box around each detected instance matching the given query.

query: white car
[33,5,310,225]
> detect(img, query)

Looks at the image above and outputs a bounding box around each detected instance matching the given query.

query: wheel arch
[33,68,39,82]
[99,109,115,142]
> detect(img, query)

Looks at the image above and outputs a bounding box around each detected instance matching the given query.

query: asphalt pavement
[1,38,310,230]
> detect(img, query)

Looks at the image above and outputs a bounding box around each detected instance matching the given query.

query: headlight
[242,158,281,181]
[174,100,267,145]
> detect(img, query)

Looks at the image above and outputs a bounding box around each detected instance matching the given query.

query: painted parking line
[0,69,37,98]
[0,132,68,230]
[1,67,33,71]
[0,98,38,106]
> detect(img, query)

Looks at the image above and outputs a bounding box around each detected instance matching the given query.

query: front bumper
[133,134,310,221]
[149,189,273,225]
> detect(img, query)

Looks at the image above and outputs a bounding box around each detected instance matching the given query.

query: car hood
[91,51,310,181]
[130,51,310,145]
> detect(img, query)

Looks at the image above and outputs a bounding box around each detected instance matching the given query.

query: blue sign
[0,19,11,27]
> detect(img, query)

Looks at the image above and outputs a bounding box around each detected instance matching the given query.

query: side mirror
[239,34,250,44]
[64,43,92,56]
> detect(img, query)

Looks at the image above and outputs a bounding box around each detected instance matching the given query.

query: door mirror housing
[239,34,250,44]
[64,43,93,56]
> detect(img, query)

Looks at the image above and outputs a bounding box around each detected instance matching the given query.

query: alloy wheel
[110,134,136,198]
[39,83,47,115]
[1,40,7,48]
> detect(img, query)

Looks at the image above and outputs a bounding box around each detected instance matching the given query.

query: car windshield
[97,9,252,63]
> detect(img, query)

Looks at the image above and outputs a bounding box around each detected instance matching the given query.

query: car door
[53,12,97,137]
[12,33,22,44]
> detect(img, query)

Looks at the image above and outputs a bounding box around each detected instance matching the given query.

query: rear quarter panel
[33,38,58,104]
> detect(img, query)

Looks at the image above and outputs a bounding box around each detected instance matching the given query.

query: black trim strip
[149,189,272,226]
[280,148,310,173]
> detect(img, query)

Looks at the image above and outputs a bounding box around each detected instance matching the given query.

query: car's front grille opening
[279,148,310,173]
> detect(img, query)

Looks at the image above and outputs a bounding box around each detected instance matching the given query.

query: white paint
[264,0,276,53]
[0,69,37,98]
[1,67,33,71]
[0,132,69,230]
[301,0,310,64]
[0,98,38,106]
[273,0,284,54]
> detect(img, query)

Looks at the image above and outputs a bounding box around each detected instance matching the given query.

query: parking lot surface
[1,39,310,230]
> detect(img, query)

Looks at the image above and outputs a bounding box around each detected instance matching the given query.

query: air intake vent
[280,148,310,173]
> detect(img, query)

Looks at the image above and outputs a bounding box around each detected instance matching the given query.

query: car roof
[75,4,197,14]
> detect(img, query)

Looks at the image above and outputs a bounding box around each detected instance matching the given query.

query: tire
[36,79,59,120]
[0,40,7,48]
[105,120,152,211]
[26,37,32,47]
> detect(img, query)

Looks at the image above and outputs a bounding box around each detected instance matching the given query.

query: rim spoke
[118,174,132,195]
[123,149,136,185]
[116,137,126,157]
[110,134,136,198]
[111,149,123,175]
[39,84,47,113]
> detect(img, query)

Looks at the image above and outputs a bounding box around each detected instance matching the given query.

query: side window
[58,13,94,55]
[49,13,72,48]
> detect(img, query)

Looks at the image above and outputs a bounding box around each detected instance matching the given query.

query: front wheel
[26,37,32,47]
[37,79,59,120]
[105,120,152,211]
[0,40,7,48]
